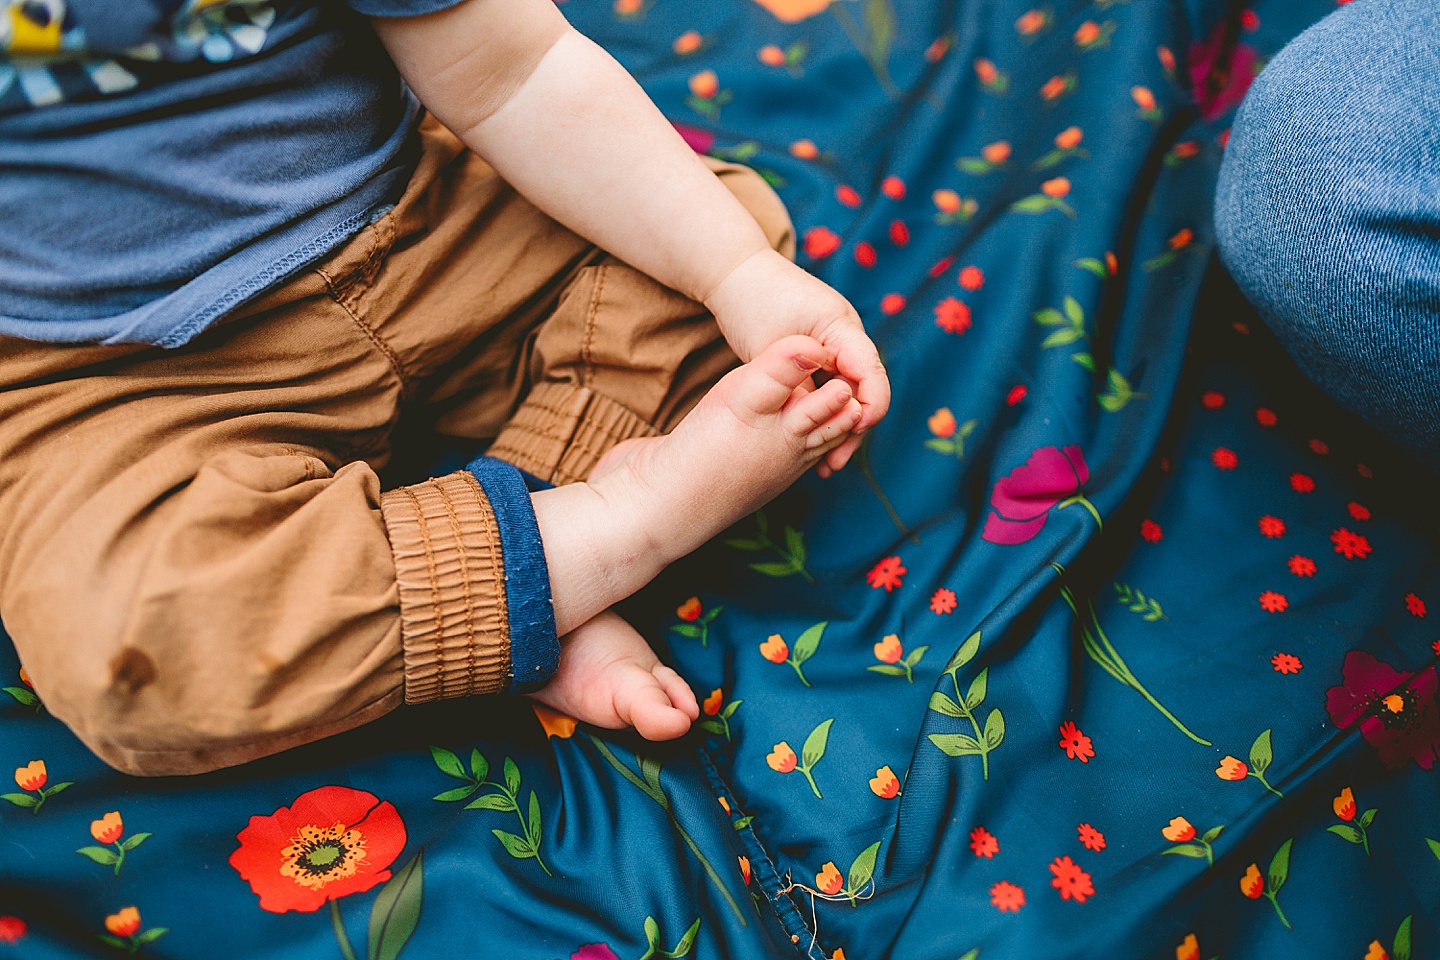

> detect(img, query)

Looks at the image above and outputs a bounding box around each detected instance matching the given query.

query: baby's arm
[371,0,888,472]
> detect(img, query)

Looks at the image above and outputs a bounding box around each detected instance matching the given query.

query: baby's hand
[704,249,889,476]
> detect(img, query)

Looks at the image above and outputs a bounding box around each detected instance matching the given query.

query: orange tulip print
[5,759,71,814]
[766,742,798,773]
[98,906,166,953]
[749,0,833,23]
[815,861,844,895]
[868,765,900,798]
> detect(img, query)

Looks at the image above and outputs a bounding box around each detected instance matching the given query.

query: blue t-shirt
[0,0,460,347]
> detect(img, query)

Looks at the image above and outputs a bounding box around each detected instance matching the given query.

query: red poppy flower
[1289,473,1315,493]
[1287,555,1316,577]
[990,880,1025,912]
[1140,519,1162,543]
[1077,823,1106,851]
[1048,856,1094,902]
[934,297,971,334]
[1058,721,1094,762]
[1348,502,1371,522]
[230,786,407,913]
[1271,653,1302,675]
[1255,407,1277,427]
[969,826,998,858]
[1257,515,1286,538]
[1212,448,1238,469]
[1325,650,1440,771]
[1258,590,1288,613]
[866,556,906,591]
[1405,592,1427,618]
[930,588,958,615]
[803,227,841,259]
[1332,528,1372,560]
[982,445,1093,545]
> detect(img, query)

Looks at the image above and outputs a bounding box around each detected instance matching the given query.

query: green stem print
[1327,791,1377,858]
[668,603,723,647]
[76,822,151,877]
[725,510,815,582]
[1389,915,1414,960]
[926,631,1005,779]
[2,761,72,815]
[923,416,978,460]
[2,675,42,714]
[431,747,551,876]
[325,851,424,960]
[830,0,899,96]
[1245,838,1294,930]
[815,841,882,908]
[96,916,169,956]
[1222,729,1284,798]
[637,916,701,960]
[586,735,747,926]
[1053,566,1211,746]
[795,719,833,799]
[700,697,742,742]
[867,637,929,683]
[760,621,826,687]
[1162,823,1224,866]
[1114,582,1167,621]
[856,432,920,545]
[1033,297,1145,411]
[331,901,359,960]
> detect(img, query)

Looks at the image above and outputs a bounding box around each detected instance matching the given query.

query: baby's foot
[591,335,862,566]
[529,610,698,740]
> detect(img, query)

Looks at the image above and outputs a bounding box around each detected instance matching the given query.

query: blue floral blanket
[3,1,1437,958]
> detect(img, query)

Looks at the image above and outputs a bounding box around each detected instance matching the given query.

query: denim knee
[1214,0,1440,470]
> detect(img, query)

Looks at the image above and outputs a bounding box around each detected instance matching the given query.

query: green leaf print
[367,851,423,960]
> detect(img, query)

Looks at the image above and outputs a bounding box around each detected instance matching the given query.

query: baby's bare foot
[529,610,698,740]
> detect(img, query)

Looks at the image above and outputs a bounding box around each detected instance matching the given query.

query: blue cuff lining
[465,456,559,693]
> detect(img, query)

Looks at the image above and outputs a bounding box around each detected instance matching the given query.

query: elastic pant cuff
[487,381,658,486]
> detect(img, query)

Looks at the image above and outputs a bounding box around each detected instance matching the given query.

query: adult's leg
[1214,0,1440,470]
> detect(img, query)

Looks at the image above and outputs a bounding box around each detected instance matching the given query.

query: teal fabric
[1,1,1437,958]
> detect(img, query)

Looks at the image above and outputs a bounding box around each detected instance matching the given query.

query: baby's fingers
[831,331,890,432]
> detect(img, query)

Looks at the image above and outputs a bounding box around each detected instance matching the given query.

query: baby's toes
[723,335,831,420]
[653,664,700,721]
[615,669,694,741]
[784,379,863,450]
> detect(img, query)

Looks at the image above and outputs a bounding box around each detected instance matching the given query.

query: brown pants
[0,118,794,776]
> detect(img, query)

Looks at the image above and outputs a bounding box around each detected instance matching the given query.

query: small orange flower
[831,950,847,960]
[1132,85,1157,111]
[766,742,798,773]
[1015,9,1047,34]
[1176,933,1200,960]
[1074,21,1100,45]
[1172,140,1200,159]
[673,31,702,54]
[688,70,719,100]
[974,58,998,84]
[815,861,844,895]
[1162,817,1196,842]
[1216,756,1248,780]
[1041,177,1071,198]
[1334,786,1356,821]
[869,765,900,798]
[105,907,141,938]
[1040,75,1069,99]
[933,189,961,214]
[790,139,818,160]
[1105,251,1118,274]
[758,45,787,67]
[924,35,951,62]
[18,666,30,687]
[1055,126,1083,150]
[982,141,1011,164]
[873,634,903,664]
[614,0,642,13]
[959,265,984,290]
[677,597,702,622]
[1158,45,1175,73]
[702,689,723,716]
[759,634,789,663]
[928,408,958,438]
[91,811,123,845]
[1239,863,1264,899]
[750,0,834,23]
[14,760,44,792]
[1366,940,1391,960]
[738,855,752,884]
[718,796,730,813]
[532,704,578,739]
[1168,228,1193,250]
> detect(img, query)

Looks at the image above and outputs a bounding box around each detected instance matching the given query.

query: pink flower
[982,446,1093,545]
[671,123,715,155]
[1187,21,1258,121]
[572,945,622,960]
[1325,650,1440,771]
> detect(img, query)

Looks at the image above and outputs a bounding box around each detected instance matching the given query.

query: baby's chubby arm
[371,0,888,472]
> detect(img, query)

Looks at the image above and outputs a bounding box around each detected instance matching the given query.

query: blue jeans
[1215,0,1440,472]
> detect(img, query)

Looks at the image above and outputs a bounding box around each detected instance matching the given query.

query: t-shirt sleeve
[346,0,473,18]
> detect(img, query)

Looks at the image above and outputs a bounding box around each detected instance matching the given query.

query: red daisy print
[1058,721,1094,762]
[1331,528,1372,560]
[990,881,1025,912]
[1357,463,1373,479]
[1140,519,1162,543]
[1077,823,1106,852]
[1259,590,1288,613]
[969,826,999,858]
[0,916,26,945]
[1271,653,1302,674]
[881,175,906,200]
[1309,438,1330,455]
[930,588,958,615]
[934,297,972,334]
[1200,391,1225,409]
[881,293,907,315]
[866,556,906,591]
[1049,856,1094,903]
[1347,502,1371,521]
[1287,555,1316,577]
[959,265,985,290]
[888,219,910,246]
[1406,593,1427,618]
[229,786,407,914]
[853,241,876,268]
[802,227,841,259]
[1255,407,1277,427]
[1258,515,1286,538]
[1006,384,1028,406]
[1433,639,1440,656]
[1212,448,1238,470]
[836,184,861,207]
[929,255,955,278]
[1289,473,1315,493]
